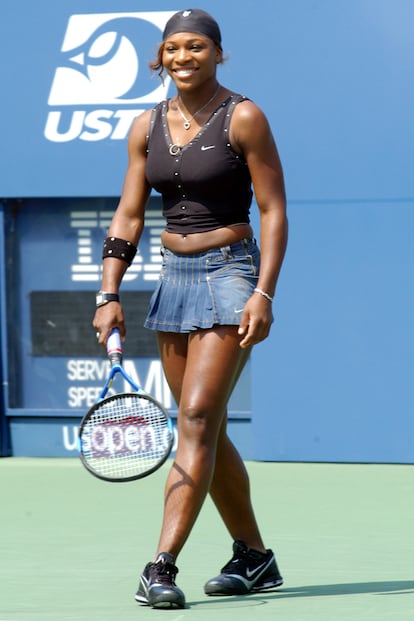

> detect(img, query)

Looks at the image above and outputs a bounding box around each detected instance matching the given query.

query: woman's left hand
[237,294,273,348]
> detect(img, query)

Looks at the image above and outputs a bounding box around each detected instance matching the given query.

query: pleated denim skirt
[144,238,260,333]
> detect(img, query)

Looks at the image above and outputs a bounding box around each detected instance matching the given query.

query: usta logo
[45,12,175,143]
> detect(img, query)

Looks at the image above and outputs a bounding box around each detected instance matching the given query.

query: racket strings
[80,394,173,480]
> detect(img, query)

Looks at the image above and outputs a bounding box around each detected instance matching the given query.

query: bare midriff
[161,223,254,254]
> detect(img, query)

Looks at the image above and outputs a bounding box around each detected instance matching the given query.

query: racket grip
[107,328,123,365]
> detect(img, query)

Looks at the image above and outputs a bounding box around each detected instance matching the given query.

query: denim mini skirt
[144,238,260,333]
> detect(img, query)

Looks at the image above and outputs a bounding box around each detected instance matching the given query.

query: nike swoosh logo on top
[201,145,215,151]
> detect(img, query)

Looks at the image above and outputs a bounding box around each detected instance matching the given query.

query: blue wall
[2,0,413,201]
[248,0,414,462]
[1,1,413,461]
[252,202,414,462]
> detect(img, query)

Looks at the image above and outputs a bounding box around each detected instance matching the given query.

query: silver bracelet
[254,287,274,303]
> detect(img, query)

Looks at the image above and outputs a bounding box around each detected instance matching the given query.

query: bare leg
[209,342,266,553]
[209,427,266,553]
[155,327,266,559]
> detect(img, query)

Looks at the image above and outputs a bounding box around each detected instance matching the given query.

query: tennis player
[93,8,288,609]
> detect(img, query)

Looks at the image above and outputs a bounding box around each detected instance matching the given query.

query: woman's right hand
[92,302,126,347]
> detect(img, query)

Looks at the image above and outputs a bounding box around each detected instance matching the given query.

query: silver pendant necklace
[168,144,182,156]
[176,84,221,130]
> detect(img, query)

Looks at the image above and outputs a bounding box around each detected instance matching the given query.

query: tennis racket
[78,328,174,482]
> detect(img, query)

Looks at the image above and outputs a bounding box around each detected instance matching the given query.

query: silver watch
[96,291,120,307]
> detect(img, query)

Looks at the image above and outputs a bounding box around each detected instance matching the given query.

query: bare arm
[93,110,153,343]
[230,101,288,348]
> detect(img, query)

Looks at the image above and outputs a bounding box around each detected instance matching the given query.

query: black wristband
[102,237,137,266]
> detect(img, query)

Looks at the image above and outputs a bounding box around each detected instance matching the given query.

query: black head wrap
[163,9,222,46]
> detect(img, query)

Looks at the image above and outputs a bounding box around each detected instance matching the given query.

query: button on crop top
[145,94,253,234]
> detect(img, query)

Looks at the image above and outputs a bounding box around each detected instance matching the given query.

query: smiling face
[162,33,223,90]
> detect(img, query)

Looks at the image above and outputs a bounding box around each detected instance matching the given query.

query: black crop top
[145,94,253,233]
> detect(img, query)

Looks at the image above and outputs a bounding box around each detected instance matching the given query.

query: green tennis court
[1,458,413,621]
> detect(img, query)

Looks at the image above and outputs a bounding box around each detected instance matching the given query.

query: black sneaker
[135,552,186,608]
[204,540,283,596]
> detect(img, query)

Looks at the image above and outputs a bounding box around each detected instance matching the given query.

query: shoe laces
[150,555,179,586]
[221,540,266,574]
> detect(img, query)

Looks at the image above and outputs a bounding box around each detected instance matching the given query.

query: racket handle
[107,328,123,365]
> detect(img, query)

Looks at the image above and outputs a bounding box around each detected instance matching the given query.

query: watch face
[96,292,118,306]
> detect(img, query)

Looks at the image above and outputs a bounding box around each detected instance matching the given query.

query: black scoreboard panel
[30,291,158,358]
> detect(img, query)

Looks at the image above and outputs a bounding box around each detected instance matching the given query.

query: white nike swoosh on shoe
[234,308,244,313]
[201,145,215,151]
[246,561,268,579]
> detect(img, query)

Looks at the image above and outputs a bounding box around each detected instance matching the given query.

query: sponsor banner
[9,417,252,458]
[45,11,174,143]
[1,8,176,197]
[15,354,249,416]
[9,417,178,458]
[2,2,414,199]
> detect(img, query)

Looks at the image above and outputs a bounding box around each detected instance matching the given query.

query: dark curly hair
[149,42,167,81]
